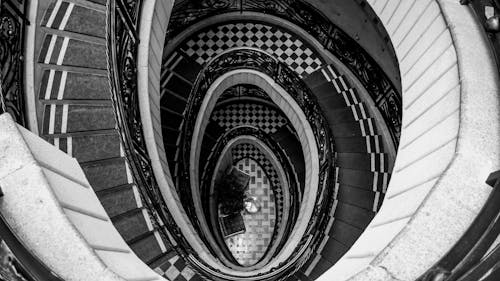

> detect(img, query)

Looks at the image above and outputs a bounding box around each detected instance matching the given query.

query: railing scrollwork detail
[0,0,28,126]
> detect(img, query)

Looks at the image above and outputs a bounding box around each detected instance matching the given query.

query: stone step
[80,157,129,191]
[335,135,383,154]
[38,35,107,70]
[337,167,389,192]
[329,118,377,137]
[41,2,105,38]
[38,70,110,100]
[42,104,115,134]
[130,232,169,264]
[336,152,389,172]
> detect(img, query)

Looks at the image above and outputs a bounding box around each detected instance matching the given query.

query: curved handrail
[106,0,197,266]
[415,2,500,280]
[175,47,336,279]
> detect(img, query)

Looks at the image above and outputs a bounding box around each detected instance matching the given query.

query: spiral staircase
[0,0,500,281]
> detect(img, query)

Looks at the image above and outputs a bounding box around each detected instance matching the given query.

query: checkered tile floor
[232,143,284,226]
[225,158,276,266]
[155,255,202,281]
[212,103,287,134]
[181,22,323,76]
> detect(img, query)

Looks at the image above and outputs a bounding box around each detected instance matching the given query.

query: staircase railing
[0,0,28,126]
[106,0,196,266]
[177,47,336,279]
[167,0,402,146]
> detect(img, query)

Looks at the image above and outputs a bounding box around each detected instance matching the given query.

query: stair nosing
[40,26,105,45]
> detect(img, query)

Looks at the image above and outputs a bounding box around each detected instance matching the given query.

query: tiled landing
[225,158,276,266]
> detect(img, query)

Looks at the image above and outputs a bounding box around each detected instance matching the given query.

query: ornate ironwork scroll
[167,0,402,145]
[106,0,199,268]
[0,0,28,126]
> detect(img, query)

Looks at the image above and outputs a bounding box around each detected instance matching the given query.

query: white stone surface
[319,0,500,280]
[0,113,163,281]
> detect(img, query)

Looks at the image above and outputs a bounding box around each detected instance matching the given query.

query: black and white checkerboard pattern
[155,254,202,281]
[181,22,323,76]
[226,158,277,266]
[232,143,284,228]
[212,103,287,134]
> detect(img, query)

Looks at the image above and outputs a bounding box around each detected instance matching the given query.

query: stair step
[337,168,389,192]
[162,127,180,147]
[334,202,375,230]
[39,35,107,70]
[130,232,168,264]
[334,136,383,153]
[161,110,184,131]
[161,74,193,100]
[98,184,140,217]
[310,83,342,101]
[161,92,188,115]
[42,104,116,134]
[41,26,105,45]
[319,238,349,265]
[39,63,107,76]
[162,51,202,83]
[327,220,364,247]
[329,118,376,137]
[113,209,151,244]
[337,184,377,211]
[336,152,388,172]
[40,99,111,105]
[70,133,121,163]
[303,70,328,90]
[81,157,129,191]
[63,0,106,12]
[148,250,179,270]
[43,128,118,139]
[47,4,106,38]
[300,256,333,280]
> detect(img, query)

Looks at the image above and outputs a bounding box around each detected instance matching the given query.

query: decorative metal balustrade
[0,0,28,126]
[175,47,337,279]
[167,0,402,146]
[106,0,198,267]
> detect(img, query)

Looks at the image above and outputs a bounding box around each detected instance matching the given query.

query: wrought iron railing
[176,47,336,279]
[106,0,198,266]
[0,0,28,126]
[167,0,402,146]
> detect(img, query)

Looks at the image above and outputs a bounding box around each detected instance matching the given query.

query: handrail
[166,0,402,146]
[175,47,336,279]
[106,0,197,268]
[0,0,28,126]
[417,170,500,281]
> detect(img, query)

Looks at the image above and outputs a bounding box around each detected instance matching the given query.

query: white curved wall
[317,0,500,280]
